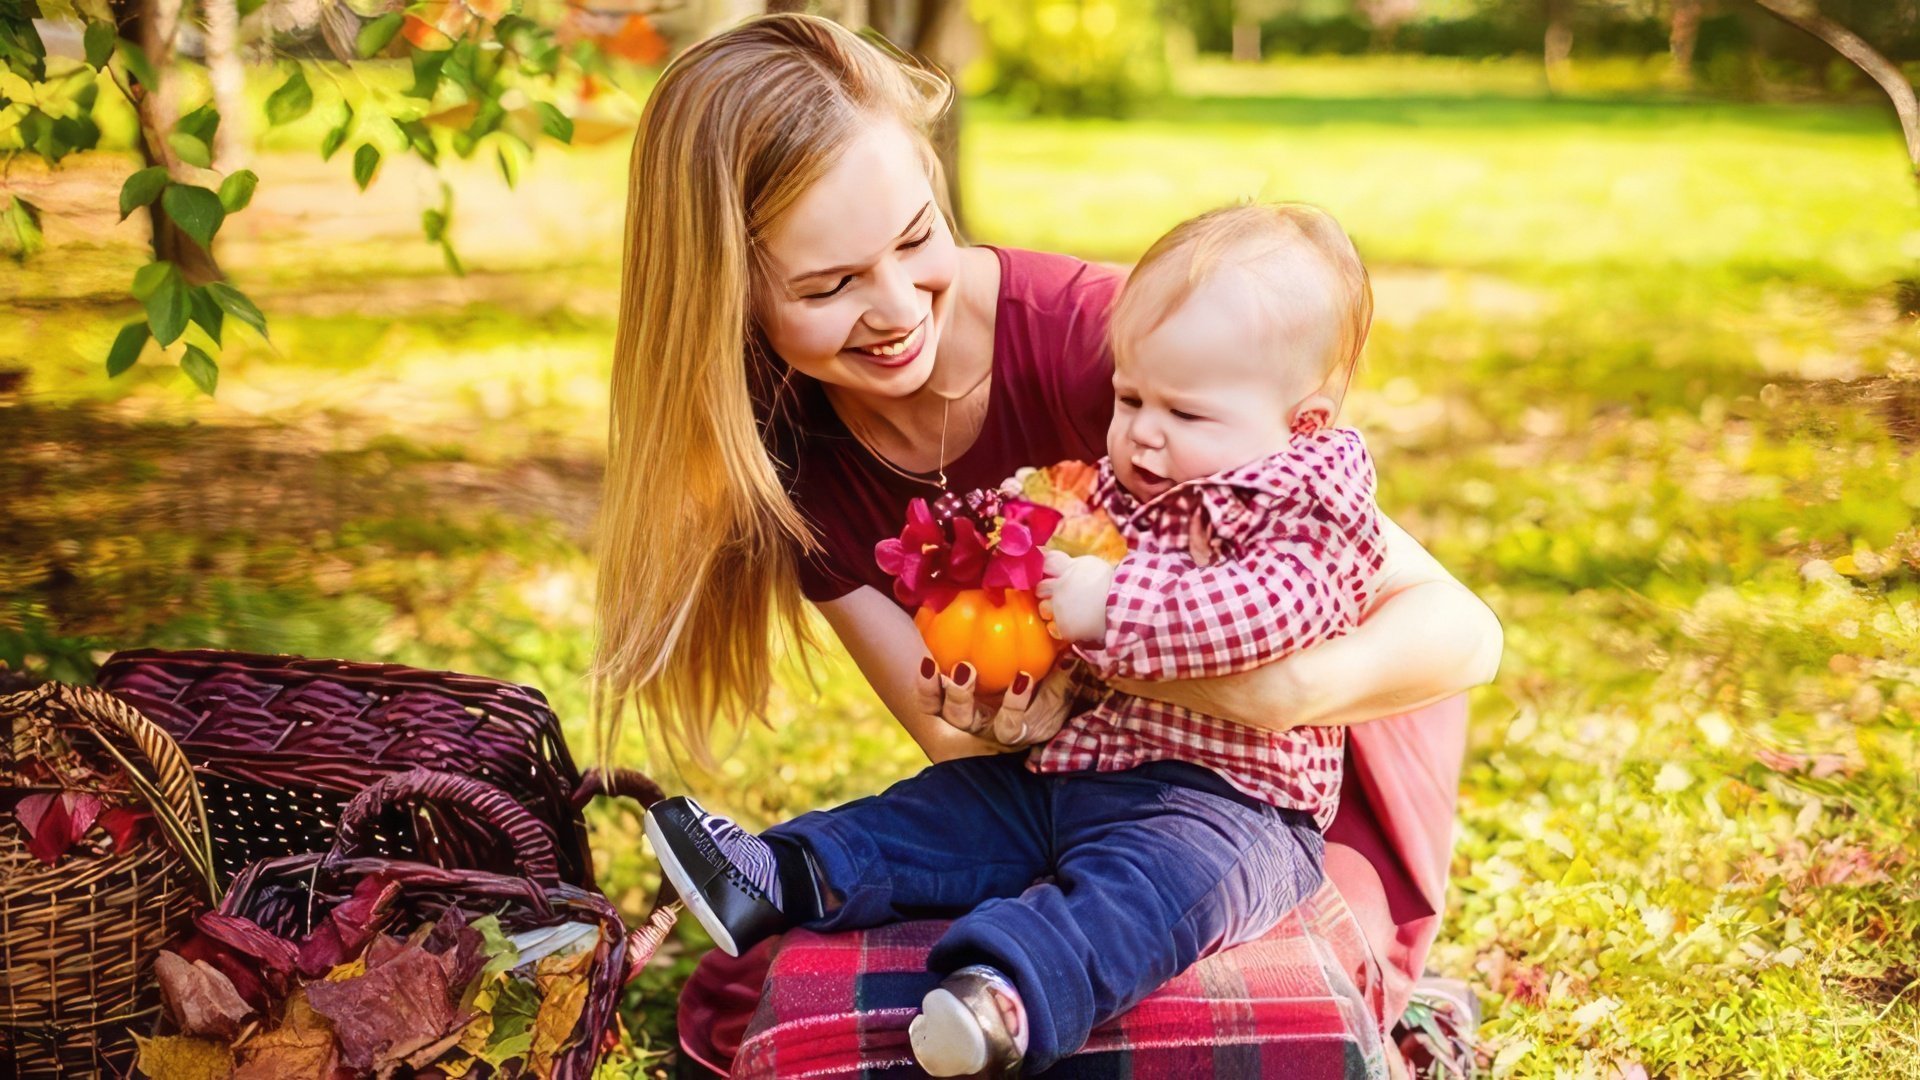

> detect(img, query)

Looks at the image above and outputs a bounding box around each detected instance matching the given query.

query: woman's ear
[1290,393,1336,435]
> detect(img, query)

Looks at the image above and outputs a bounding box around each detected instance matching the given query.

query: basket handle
[9,684,223,906]
[329,769,561,884]
[569,766,681,983]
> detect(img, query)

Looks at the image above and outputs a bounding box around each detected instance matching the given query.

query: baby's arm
[1073,515,1371,682]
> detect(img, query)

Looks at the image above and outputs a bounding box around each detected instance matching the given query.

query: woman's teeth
[854,322,923,357]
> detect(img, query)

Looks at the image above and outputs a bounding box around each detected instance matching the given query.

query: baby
[647,203,1384,1077]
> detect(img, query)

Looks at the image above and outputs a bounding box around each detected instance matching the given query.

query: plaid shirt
[1030,429,1385,829]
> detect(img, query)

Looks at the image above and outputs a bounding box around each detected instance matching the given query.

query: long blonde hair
[595,14,953,770]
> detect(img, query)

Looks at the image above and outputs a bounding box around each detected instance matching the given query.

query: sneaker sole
[645,809,742,958]
[910,987,990,1077]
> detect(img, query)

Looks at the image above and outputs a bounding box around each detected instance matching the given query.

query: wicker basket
[0,684,218,1078]
[215,769,644,1079]
[96,649,619,889]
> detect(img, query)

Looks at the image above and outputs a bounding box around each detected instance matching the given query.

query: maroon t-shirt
[785,245,1125,605]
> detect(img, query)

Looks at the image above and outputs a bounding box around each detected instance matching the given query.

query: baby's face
[1107,274,1327,502]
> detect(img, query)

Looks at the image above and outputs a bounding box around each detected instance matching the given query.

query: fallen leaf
[134,1034,235,1080]
[527,970,588,1076]
[154,950,257,1040]
[14,791,104,865]
[307,942,463,1073]
[298,874,401,977]
[231,988,340,1080]
[479,975,540,1067]
[98,805,152,850]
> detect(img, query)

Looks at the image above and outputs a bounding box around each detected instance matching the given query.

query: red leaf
[306,942,464,1072]
[98,806,152,851]
[297,874,401,978]
[154,950,257,1040]
[15,791,104,865]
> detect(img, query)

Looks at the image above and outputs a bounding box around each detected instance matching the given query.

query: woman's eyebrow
[788,202,933,287]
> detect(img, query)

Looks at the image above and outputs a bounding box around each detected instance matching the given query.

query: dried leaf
[15,790,104,865]
[298,874,401,977]
[231,988,340,1079]
[478,975,539,1067]
[98,805,152,850]
[154,950,257,1040]
[134,1033,235,1080]
[527,969,588,1076]
[306,942,463,1073]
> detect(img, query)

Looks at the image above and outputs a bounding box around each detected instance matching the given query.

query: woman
[594,14,1501,1075]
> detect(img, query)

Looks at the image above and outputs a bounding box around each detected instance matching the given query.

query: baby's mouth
[1132,463,1168,488]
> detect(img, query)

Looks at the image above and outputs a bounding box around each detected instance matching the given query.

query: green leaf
[1,196,45,261]
[352,143,380,190]
[83,21,114,69]
[188,285,224,345]
[176,102,220,147]
[405,49,447,99]
[167,131,212,169]
[421,208,446,243]
[0,15,48,81]
[531,101,571,144]
[119,166,170,221]
[180,345,219,395]
[356,11,403,58]
[106,321,149,377]
[236,0,268,18]
[265,67,313,126]
[320,103,353,161]
[133,261,189,346]
[206,282,267,340]
[161,183,225,251]
[115,38,156,89]
[130,260,174,302]
[217,169,258,212]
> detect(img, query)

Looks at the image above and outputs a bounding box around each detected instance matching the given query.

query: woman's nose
[862,257,921,333]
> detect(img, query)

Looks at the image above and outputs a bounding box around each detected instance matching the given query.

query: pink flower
[875,498,994,610]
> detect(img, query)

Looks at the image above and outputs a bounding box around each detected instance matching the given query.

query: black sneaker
[644,795,791,957]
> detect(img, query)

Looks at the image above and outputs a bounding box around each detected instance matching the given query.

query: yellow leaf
[325,956,367,982]
[527,973,589,1076]
[134,1034,235,1080]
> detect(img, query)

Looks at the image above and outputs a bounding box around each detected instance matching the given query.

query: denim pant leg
[928,768,1326,1071]
[764,751,1055,932]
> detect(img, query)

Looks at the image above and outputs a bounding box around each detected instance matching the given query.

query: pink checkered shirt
[1029,429,1385,829]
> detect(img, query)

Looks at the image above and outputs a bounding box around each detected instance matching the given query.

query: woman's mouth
[845,320,927,368]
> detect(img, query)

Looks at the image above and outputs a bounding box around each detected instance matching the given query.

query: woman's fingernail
[955,662,974,685]
[920,657,937,679]
[1011,672,1031,695]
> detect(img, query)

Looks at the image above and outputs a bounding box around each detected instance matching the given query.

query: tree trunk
[1669,0,1701,88]
[112,0,224,284]
[1752,0,1920,179]
[1231,19,1261,62]
[204,0,247,169]
[1543,0,1573,94]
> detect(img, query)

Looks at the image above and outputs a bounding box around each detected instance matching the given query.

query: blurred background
[3,0,1919,1074]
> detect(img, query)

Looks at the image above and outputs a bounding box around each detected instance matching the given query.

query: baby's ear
[1290,394,1336,435]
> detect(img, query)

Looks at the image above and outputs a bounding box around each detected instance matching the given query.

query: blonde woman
[596,14,1501,1075]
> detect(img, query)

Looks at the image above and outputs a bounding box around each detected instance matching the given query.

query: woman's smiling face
[754,119,960,399]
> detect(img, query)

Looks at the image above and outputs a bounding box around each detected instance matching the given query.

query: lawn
[3,55,1918,1076]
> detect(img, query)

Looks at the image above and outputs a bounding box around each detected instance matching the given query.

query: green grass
[4,56,1918,1077]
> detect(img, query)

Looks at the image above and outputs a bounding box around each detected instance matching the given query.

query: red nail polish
[920,657,937,679]
[1011,673,1031,695]
[955,662,974,684]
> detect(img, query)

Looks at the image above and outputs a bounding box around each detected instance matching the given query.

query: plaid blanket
[732,882,1390,1080]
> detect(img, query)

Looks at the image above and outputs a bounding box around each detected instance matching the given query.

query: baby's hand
[1037,549,1114,645]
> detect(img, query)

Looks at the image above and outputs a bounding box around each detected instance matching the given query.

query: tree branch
[1751,0,1920,176]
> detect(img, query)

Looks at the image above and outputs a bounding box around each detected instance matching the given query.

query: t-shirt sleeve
[794,540,861,603]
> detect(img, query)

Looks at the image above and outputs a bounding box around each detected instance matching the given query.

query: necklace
[840,366,990,492]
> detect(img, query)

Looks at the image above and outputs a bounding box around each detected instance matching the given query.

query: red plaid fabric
[731,882,1390,1080]
[1032,429,1385,830]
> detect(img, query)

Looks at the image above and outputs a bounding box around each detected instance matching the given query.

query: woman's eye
[900,229,934,250]
[803,275,854,301]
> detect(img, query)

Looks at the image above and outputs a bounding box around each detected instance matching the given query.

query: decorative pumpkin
[914,589,1062,695]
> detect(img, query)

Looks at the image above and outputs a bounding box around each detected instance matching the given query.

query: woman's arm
[815,586,1079,762]
[1104,514,1503,730]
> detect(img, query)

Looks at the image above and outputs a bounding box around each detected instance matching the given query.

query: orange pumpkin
[914,589,1062,695]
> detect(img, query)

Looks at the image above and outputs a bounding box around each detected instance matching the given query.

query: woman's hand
[915,654,1080,749]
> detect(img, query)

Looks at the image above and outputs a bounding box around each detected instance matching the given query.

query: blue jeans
[764,752,1325,1071]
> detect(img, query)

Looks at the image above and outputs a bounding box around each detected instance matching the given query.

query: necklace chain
[842,368,988,493]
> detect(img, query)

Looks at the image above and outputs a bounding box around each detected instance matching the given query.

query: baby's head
[1106,202,1372,501]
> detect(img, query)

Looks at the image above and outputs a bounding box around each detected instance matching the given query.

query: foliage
[0,0,634,396]
[970,0,1167,116]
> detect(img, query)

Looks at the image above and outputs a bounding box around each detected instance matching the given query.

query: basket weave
[0,684,218,1079]
[96,649,617,889]
[216,769,637,1079]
